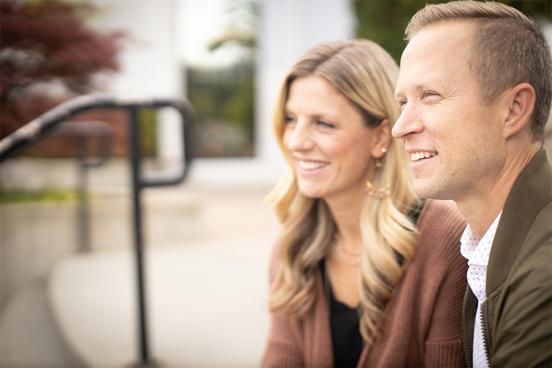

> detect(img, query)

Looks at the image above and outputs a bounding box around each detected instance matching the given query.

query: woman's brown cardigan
[262,199,467,367]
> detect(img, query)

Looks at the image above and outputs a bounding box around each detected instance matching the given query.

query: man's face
[392,21,507,203]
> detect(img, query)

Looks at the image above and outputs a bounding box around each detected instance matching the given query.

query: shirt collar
[460,212,502,267]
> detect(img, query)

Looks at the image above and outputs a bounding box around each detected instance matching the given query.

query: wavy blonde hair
[267,39,419,345]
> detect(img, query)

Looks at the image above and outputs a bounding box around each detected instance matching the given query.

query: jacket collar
[486,149,552,295]
[463,287,477,367]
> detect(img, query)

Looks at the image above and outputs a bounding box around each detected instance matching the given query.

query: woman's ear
[371,119,392,158]
[503,83,536,139]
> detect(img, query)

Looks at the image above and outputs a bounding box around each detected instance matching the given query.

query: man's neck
[457,145,540,238]
[463,201,503,239]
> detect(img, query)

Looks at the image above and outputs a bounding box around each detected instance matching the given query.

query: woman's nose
[284,122,314,151]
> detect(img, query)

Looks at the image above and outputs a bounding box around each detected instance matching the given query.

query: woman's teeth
[298,160,326,170]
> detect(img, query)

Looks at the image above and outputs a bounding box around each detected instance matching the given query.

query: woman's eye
[284,115,295,124]
[316,119,336,128]
[398,98,407,109]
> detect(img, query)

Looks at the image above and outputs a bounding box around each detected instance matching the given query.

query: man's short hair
[405,1,552,142]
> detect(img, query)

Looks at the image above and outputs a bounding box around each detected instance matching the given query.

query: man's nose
[392,104,423,139]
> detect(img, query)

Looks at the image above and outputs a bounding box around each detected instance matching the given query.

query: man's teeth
[298,160,326,170]
[410,151,437,161]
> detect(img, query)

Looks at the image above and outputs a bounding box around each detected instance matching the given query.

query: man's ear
[503,83,536,139]
[371,119,392,158]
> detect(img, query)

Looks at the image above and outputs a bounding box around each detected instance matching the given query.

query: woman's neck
[325,197,363,252]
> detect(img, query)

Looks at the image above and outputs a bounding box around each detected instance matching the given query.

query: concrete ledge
[48,241,271,367]
[0,279,85,368]
[0,189,202,312]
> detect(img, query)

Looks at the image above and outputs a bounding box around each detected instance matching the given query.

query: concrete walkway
[0,279,86,368]
[0,184,280,367]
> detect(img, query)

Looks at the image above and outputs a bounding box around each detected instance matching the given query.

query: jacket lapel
[463,149,551,367]
[486,149,552,295]
[463,286,477,367]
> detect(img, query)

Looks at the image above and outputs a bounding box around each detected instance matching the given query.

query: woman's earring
[368,147,389,198]
[374,147,387,168]
[365,181,390,199]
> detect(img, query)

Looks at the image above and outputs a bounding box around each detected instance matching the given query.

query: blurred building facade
[4,0,550,189]
[90,0,355,186]
[0,2,355,365]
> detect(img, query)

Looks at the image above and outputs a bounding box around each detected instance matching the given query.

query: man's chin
[413,179,454,201]
[412,179,447,200]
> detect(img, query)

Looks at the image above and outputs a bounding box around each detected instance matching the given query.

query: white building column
[90,0,183,164]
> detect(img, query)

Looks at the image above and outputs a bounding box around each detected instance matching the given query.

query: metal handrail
[0,94,195,367]
[56,120,112,167]
[0,94,194,181]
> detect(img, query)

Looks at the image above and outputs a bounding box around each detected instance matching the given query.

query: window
[180,0,257,158]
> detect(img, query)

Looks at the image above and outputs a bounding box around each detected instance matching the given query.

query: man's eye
[422,91,440,100]
[317,119,336,128]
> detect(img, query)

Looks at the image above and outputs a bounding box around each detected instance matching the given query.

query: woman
[262,40,467,367]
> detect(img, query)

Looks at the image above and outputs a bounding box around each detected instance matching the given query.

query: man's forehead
[396,21,476,93]
[402,20,476,62]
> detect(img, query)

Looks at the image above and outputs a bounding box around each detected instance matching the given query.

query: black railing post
[56,121,112,253]
[0,94,194,367]
[76,135,91,253]
[128,106,150,365]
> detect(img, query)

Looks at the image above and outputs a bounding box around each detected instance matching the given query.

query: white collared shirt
[460,213,502,368]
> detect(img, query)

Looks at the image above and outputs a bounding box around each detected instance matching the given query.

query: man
[392,1,552,367]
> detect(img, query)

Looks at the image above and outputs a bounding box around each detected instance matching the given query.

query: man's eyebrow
[394,83,435,99]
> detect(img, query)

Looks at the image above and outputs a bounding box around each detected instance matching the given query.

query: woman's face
[283,75,381,203]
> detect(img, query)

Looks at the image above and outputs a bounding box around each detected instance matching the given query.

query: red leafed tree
[0,0,126,140]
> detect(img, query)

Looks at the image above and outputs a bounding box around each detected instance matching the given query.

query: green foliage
[187,0,256,158]
[219,69,255,143]
[505,0,552,21]
[354,0,437,62]
[139,108,158,157]
[353,0,552,63]
[0,188,77,203]
[208,0,257,53]
[187,61,255,157]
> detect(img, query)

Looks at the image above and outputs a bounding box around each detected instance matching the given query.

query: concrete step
[48,240,272,367]
[0,279,86,368]
[0,184,280,367]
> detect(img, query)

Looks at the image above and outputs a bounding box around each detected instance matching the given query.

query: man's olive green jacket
[464,149,552,367]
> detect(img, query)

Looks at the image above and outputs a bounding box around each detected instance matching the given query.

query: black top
[321,200,425,367]
[321,261,363,367]
[320,201,424,367]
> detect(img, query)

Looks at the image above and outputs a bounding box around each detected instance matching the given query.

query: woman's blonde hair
[267,39,419,345]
